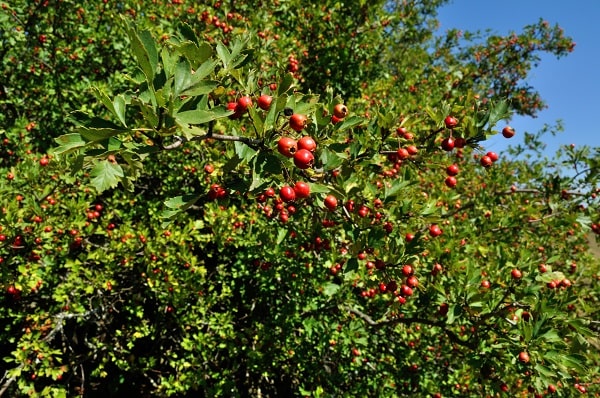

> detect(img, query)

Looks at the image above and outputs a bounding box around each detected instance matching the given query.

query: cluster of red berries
[360,264,419,304]
[255,183,310,223]
[277,130,315,169]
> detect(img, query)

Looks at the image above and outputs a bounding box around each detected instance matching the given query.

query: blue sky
[436,0,600,157]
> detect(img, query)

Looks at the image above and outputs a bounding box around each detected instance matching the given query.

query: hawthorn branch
[344,306,477,350]
[162,133,263,150]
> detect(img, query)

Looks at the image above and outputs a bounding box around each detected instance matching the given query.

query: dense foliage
[1,1,598,397]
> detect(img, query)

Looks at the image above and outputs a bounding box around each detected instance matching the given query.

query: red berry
[289,114,308,131]
[333,103,348,119]
[257,94,273,110]
[227,102,242,119]
[279,186,296,203]
[429,224,442,237]
[441,137,455,151]
[518,351,530,363]
[406,145,418,155]
[297,136,317,152]
[406,275,418,288]
[396,148,409,160]
[324,195,338,211]
[446,164,459,176]
[444,116,458,129]
[511,269,522,279]
[293,181,311,198]
[480,155,493,168]
[237,96,253,111]
[204,164,215,174]
[454,137,466,148]
[277,137,297,158]
[486,151,499,162]
[502,126,515,138]
[400,285,413,297]
[402,265,414,276]
[445,176,457,188]
[293,149,314,169]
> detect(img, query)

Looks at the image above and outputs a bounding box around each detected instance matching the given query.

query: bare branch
[162,133,263,150]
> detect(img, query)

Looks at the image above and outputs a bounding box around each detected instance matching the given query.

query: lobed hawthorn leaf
[178,22,198,45]
[334,115,365,132]
[175,105,231,125]
[90,160,124,193]
[486,99,511,128]
[123,17,157,83]
[53,134,86,155]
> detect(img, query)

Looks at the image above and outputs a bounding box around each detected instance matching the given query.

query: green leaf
[113,95,127,127]
[486,99,511,128]
[322,282,340,297]
[123,18,157,82]
[320,147,344,171]
[193,59,219,81]
[91,87,118,121]
[178,22,198,45]
[177,42,213,67]
[77,127,126,143]
[90,160,124,193]
[384,178,411,201]
[176,105,231,125]
[180,81,218,97]
[53,134,86,155]
[278,73,295,95]
[216,41,231,67]
[164,194,202,210]
[174,59,192,97]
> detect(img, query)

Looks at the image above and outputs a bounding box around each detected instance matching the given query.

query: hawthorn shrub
[1,1,599,397]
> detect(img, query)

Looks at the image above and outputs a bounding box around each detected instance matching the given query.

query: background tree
[1,1,598,397]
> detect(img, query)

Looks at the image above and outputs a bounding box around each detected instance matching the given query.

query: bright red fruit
[324,195,338,211]
[511,269,522,279]
[429,224,442,237]
[330,115,342,124]
[227,102,242,119]
[441,137,455,151]
[518,351,530,363]
[289,114,308,131]
[333,103,348,119]
[486,151,499,162]
[204,164,214,174]
[396,148,409,160]
[277,137,297,158]
[480,155,493,168]
[402,265,414,276]
[293,149,314,169]
[445,176,457,188]
[293,181,311,198]
[297,136,317,152]
[444,115,458,128]
[279,186,296,202]
[237,96,253,111]
[454,137,467,148]
[502,126,515,138]
[400,285,413,297]
[257,94,273,110]
[406,275,418,288]
[406,145,418,155]
[446,164,459,176]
